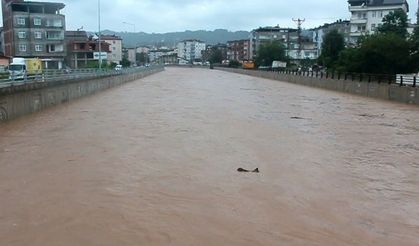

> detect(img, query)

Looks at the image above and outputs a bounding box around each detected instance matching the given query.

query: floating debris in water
[237,168,259,173]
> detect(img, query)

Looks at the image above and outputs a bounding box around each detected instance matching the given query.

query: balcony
[350,18,367,24]
[349,31,366,37]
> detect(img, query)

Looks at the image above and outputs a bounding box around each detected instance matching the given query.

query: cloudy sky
[3,0,419,33]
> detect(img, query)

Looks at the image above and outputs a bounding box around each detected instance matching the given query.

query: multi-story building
[101,35,123,64]
[65,31,110,69]
[148,48,176,63]
[312,20,350,55]
[122,47,136,65]
[249,26,296,60]
[250,26,318,61]
[287,30,319,60]
[227,39,250,62]
[1,0,66,69]
[136,46,150,54]
[348,0,410,44]
[177,39,206,64]
[203,43,228,62]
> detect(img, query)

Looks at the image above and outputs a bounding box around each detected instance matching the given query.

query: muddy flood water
[0,67,418,245]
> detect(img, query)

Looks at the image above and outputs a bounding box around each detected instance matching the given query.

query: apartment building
[250,26,318,61]
[249,26,296,60]
[177,39,206,64]
[148,48,176,63]
[312,20,350,55]
[1,0,66,69]
[227,39,250,62]
[101,35,123,64]
[122,47,136,65]
[203,43,228,62]
[65,31,110,69]
[348,0,409,43]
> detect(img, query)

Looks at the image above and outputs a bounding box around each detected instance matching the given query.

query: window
[19,44,26,52]
[34,18,41,26]
[371,24,376,30]
[17,18,25,25]
[34,31,42,39]
[372,12,376,18]
[18,31,26,39]
[46,19,63,27]
[35,44,43,52]
[113,47,116,51]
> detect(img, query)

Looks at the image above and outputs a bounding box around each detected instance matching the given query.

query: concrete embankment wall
[216,67,419,105]
[0,67,164,122]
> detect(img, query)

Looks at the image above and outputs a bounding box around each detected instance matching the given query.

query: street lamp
[98,0,102,69]
[122,21,136,33]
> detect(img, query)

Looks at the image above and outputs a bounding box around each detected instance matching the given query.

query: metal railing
[271,69,417,88]
[0,66,160,89]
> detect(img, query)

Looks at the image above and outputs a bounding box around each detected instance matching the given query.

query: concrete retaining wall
[216,67,418,105]
[0,67,164,122]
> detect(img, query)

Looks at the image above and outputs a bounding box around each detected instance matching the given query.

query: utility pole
[292,18,305,61]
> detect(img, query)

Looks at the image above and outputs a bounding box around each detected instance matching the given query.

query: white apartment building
[348,0,409,44]
[177,39,206,63]
[101,35,123,64]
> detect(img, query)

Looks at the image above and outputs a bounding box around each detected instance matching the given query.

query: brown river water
[0,67,418,245]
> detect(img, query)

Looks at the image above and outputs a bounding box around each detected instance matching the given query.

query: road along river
[0,67,418,245]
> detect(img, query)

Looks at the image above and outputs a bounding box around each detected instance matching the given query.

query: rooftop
[348,0,409,9]
[100,35,122,40]
[11,0,65,13]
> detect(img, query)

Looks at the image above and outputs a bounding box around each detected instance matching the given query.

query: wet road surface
[1,67,419,245]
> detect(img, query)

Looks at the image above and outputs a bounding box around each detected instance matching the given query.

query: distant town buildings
[1,0,66,69]
[348,0,410,44]
[0,0,417,69]
[148,48,176,63]
[177,39,206,64]
[101,34,123,64]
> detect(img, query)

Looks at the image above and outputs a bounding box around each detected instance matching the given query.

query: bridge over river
[0,67,418,245]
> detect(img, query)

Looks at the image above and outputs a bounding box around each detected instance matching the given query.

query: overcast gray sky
[3,0,419,33]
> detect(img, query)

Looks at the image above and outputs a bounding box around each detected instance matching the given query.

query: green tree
[337,33,411,74]
[208,48,223,64]
[255,41,287,67]
[409,10,419,71]
[318,29,345,69]
[121,58,131,67]
[377,9,408,38]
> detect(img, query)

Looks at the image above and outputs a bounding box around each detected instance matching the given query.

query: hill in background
[99,29,250,48]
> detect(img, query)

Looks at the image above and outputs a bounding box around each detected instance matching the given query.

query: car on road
[115,65,123,71]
